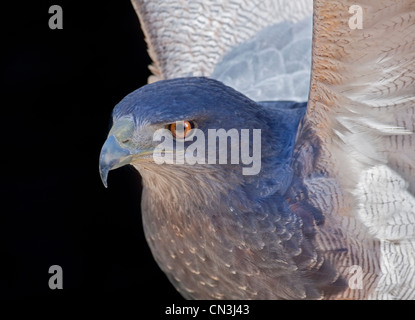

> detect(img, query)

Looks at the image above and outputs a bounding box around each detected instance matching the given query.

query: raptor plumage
[99,0,415,299]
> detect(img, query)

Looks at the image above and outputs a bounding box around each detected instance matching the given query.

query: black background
[1,0,183,302]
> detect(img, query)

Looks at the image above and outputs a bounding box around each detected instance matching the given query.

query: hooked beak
[99,135,133,188]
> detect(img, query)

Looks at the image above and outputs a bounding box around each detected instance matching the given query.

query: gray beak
[99,135,133,188]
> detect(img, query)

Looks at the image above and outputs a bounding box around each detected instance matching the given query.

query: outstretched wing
[131,0,313,101]
[294,0,415,299]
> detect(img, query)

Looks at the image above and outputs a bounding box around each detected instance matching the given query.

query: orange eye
[169,121,194,139]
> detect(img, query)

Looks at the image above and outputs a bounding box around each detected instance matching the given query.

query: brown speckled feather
[294,0,415,299]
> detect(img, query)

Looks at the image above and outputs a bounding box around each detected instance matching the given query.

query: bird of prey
[99,0,415,299]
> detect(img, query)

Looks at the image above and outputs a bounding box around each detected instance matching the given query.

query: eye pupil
[169,121,194,139]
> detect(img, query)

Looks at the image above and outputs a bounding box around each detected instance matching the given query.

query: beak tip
[99,167,109,188]
[99,151,110,188]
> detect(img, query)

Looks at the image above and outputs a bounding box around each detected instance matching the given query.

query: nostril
[122,139,130,144]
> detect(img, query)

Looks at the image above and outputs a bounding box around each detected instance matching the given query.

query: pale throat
[133,162,246,221]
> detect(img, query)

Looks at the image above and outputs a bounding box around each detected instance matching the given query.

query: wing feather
[294,0,415,299]
[131,0,312,83]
